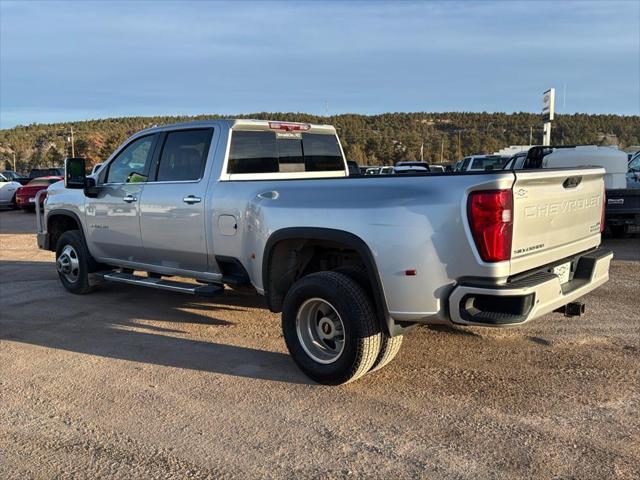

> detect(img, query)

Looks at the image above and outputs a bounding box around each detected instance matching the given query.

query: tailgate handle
[563,176,582,189]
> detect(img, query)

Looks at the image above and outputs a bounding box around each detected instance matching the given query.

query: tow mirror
[64,157,87,189]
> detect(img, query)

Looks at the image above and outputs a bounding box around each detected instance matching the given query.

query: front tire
[55,230,94,294]
[282,271,381,385]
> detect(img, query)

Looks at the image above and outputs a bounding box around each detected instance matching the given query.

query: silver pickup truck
[36,119,613,384]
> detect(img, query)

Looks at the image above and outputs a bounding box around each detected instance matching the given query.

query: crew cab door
[85,134,157,262]
[138,128,215,273]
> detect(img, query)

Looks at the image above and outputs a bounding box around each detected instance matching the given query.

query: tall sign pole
[542,88,555,146]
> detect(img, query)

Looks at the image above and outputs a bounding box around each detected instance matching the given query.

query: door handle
[123,194,137,203]
[183,195,202,204]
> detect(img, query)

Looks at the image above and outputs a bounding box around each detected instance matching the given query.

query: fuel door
[218,215,238,236]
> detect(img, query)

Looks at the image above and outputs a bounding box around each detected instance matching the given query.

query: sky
[0,0,639,129]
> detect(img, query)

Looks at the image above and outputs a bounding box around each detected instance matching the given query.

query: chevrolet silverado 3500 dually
[36,120,613,384]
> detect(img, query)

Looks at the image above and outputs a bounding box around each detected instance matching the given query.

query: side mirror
[64,157,87,189]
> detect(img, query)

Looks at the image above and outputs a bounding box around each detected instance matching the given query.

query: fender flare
[262,227,412,336]
[46,209,88,251]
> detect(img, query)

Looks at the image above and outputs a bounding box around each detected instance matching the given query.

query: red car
[15,176,63,212]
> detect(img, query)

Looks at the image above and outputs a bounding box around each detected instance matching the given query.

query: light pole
[67,126,75,157]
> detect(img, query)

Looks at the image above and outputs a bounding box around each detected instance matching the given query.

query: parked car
[1,170,30,185]
[37,120,611,385]
[91,163,104,175]
[456,155,508,172]
[394,161,430,174]
[626,152,640,188]
[379,166,394,175]
[364,167,381,175]
[29,167,64,179]
[0,172,21,208]
[504,145,638,236]
[15,176,63,212]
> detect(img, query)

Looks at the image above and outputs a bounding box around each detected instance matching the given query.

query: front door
[138,128,214,272]
[85,134,157,262]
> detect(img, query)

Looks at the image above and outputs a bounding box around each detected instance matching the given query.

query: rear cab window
[224,125,346,180]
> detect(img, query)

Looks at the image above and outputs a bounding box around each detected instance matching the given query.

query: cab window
[155,129,213,182]
[228,131,344,174]
[105,135,155,184]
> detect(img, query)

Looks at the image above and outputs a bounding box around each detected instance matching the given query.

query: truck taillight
[268,122,311,132]
[600,187,606,233]
[468,189,513,262]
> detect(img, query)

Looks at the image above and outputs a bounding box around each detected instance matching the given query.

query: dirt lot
[0,209,638,479]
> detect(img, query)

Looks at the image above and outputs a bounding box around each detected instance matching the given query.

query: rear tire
[282,271,381,385]
[55,230,94,294]
[369,334,403,373]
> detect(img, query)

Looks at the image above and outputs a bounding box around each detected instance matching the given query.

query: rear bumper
[448,247,613,327]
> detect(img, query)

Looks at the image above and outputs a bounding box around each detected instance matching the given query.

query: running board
[96,272,224,297]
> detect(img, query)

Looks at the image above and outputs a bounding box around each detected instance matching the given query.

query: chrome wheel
[57,244,80,284]
[296,298,345,364]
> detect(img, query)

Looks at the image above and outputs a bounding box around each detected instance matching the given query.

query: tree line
[1,112,638,172]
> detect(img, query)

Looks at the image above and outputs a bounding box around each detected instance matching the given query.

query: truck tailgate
[510,167,605,275]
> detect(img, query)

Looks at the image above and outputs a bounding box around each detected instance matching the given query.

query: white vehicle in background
[456,155,508,172]
[394,161,430,174]
[504,145,639,236]
[91,163,104,175]
[364,167,381,175]
[429,165,445,173]
[503,146,627,189]
[0,172,21,208]
[379,166,394,175]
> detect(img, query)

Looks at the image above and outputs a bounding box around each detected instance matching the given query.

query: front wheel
[282,271,382,385]
[55,230,94,294]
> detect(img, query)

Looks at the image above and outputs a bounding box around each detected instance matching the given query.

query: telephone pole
[529,126,533,146]
[440,136,445,162]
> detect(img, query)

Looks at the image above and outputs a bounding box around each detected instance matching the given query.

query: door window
[105,135,155,184]
[156,129,213,182]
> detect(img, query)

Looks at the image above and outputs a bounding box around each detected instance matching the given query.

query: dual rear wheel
[282,271,403,385]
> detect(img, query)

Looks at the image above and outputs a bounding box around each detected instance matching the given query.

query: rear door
[138,128,215,272]
[510,167,605,274]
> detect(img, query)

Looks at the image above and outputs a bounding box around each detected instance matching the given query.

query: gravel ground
[1,209,639,479]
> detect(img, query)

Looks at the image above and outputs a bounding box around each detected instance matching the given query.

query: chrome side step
[96,271,224,297]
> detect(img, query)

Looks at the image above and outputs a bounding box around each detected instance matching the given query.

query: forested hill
[1,112,638,172]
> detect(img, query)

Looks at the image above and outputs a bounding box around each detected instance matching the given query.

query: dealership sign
[542,88,555,122]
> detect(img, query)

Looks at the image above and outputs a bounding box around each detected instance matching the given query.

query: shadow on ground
[0,260,310,385]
